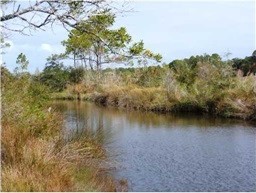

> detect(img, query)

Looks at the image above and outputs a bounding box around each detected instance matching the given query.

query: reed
[1,73,121,191]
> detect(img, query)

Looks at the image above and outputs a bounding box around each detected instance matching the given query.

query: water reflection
[54,101,112,145]
[53,101,256,192]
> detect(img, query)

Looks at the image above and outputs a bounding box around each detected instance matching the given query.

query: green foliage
[68,67,85,84]
[14,53,29,75]
[62,10,131,70]
[129,41,163,65]
[62,10,161,70]
[16,53,29,69]
[132,66,166,87]
[1,66,13,84]
[68,1,84,15]
[168,53,226,87]
[169,59,197,86]
[232,55,256,76]
[2,59,53,139]
[129,41,144,55]
[39,55,87,91]
[27,81,51,108]
[40,55,70,91]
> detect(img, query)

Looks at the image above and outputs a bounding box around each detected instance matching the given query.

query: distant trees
[15,53,29,73]
[39,55,70,91]
[39,54,86,91]
[232,50,256,76]
[168,52,256,85]
[169,59,197,86]
[69,67,85,84]
[168,54,223,86]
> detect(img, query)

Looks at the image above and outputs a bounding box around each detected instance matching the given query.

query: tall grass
[219,75,256,119]
[88,84,170,112]
[1,70,122,191]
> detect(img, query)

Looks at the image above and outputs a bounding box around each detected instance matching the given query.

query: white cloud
[40,43,65,53]
[40,43,53,52]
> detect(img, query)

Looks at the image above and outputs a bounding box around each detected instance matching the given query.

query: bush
[69,67,85,84]
[40,56,69,92]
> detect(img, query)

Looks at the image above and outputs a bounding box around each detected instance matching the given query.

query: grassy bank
[1,69,125,191]
[51,63,256,121]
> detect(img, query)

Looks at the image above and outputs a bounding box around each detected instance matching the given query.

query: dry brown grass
[86,68,256,121]
[89,84,170,112]
[2,116,119,191]
[1,76,120,191]
[217,75,256,119]
[51,65,256,121]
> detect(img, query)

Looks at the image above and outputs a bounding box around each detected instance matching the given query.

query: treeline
[45,52,256,121]
[2,51,255,122]
[30,52,256,91]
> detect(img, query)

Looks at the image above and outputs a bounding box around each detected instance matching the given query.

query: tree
[248,50,256,75]
[15,53,29,70]
[14,53,30,77]
[62,10,162,71]
[169,59,197,86]
[68,66,85,84]
[232,51,256,76]
[1,0,119,37]
[168,53,224,86]
[252,50,256,59]
[40,54,69,91]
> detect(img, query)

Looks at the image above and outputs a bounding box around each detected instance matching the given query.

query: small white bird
[48,107,52,113]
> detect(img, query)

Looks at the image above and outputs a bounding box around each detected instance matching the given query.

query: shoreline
[51,90,256,123]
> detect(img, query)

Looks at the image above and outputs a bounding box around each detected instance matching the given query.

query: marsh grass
[1,72,120,191]
[85,63,255,121]
[51,60,256,121]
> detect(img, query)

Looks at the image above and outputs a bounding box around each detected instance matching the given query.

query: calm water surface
[53,101,256,192]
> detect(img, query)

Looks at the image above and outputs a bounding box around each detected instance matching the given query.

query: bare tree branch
[0,0,118,36]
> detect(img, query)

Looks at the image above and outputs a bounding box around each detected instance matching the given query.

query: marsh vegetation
[1,1,255,191]
[50,53,256,121]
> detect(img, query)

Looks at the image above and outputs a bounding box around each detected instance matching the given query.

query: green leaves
[129,41,162,65]
[16,53,29,71]
[154,54,162,63]
[62,10,162,70]
[129,41,144,55]
[40,55,69,92]
[14,53,29,77]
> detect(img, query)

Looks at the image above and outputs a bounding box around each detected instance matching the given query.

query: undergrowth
[1,68,125,191]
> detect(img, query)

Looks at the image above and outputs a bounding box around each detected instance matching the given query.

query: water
[53,101,256,192]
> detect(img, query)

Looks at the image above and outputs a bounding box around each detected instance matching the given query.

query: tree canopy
[62,10,162,70]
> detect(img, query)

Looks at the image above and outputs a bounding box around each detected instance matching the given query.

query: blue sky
[2,1,255,73]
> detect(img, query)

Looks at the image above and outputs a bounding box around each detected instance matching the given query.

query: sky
[1,0,255,73]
